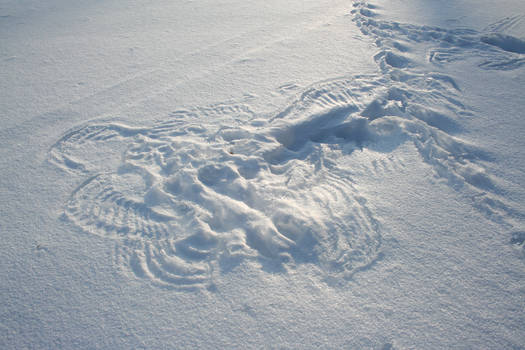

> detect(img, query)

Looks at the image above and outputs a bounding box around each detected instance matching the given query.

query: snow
[2,0,525,348]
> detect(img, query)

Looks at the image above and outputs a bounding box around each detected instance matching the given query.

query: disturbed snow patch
[352,0,525,225]
[352,2,525,71]
[48,1,522,290]
[50,97,385,290]
[49,73,513,289]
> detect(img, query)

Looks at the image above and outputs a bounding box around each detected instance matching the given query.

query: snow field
[2,0,525,348]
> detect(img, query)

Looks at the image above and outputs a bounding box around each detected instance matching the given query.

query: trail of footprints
[352,1,525,224]
[50,1,523,289]
[353,2,525,71]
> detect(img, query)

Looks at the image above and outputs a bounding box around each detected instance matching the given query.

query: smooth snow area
[2,0,525,349]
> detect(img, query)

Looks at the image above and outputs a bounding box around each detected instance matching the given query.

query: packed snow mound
[48,1,523,290]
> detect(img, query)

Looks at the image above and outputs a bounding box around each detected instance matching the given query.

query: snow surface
[2,0,525,348]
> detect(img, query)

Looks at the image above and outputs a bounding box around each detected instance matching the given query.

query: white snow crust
[2,0,525,349]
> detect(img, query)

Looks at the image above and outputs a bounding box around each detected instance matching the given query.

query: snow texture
[2,0,525,348]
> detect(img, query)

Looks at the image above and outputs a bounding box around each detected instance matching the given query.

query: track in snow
[49,1,523,289]
[353,3,525,71]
